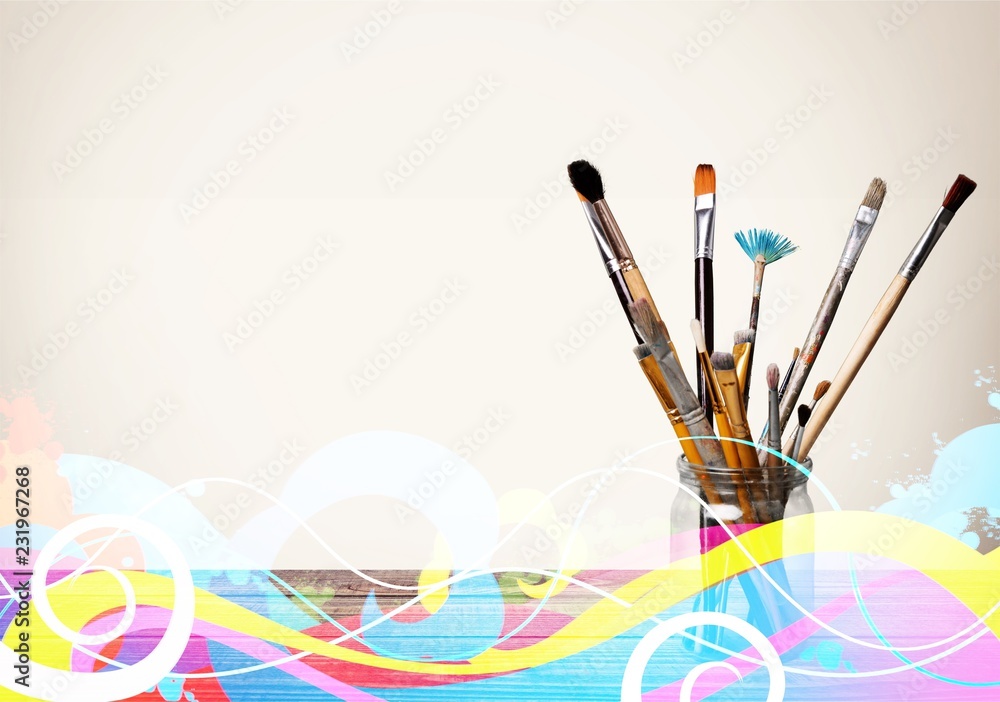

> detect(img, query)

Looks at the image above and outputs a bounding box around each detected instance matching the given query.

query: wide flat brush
[711,351,766,522]
[710,352,759,471]
[694,165,717,429]
[778,178,887,433]
[630,300,728,468]
[691,319,741,470]
[634,344,705,468]
[733,329,754,400]
[793,175,977,459]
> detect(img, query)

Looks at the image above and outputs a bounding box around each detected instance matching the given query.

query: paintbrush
[734,228,798,404]
[793,174,977,460]
[779,347,799,401]
[571,188,643,343]
[733,329,755,400]
[634,344,705,467]
[630,300,729,466]
[790,405,812,464]
[785,380,832,448]
[711,351,766,522]
[764,364,782,468]
[756,346,799,460]
[694,165,717,429]
[777,178,888,433]
[569,161,677,350]
[711,352,762,472]
[691,319,741,470]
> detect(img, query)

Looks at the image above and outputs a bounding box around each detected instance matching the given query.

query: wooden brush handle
[794,275,910,459]
[778,266,853,433]
[611,269,642,344]
[637,356,704,466]
[713,411,743,469]
[713,411,759,523]
[623,268,661,321]
[744,260,765,406]
[715,369,762,523]
[625,266,684,362]
[716,372,760,469]
[639,354,725,507]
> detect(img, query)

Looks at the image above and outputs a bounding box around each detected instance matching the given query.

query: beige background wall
[1,1,997,568]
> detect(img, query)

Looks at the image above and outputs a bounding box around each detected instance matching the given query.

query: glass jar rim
[675,454,812,487]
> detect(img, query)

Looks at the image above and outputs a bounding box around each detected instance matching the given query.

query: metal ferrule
[677,403,707,428]
[838,205,879,271]
[898,207,954,280]
[580,200,620,275]
[694,194,716,259]
[767,389,781,448]
[594,200,634,263]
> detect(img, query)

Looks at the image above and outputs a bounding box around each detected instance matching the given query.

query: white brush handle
[792,275,910,459]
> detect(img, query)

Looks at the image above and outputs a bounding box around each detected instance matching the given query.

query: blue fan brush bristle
[734,228,798,265]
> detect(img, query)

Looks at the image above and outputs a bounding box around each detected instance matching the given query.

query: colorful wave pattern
[1,394,999,700]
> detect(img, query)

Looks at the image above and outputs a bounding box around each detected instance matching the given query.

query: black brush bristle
[568,160,605,203]
[943,175,977,213]
[797,403,812,428]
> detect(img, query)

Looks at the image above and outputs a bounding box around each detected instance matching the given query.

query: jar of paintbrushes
[670,455,814,659]
[565,157,976,660]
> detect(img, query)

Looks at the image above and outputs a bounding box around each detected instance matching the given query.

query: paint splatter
[849,439,871,460]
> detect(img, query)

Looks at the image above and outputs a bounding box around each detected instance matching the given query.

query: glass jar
[670,454,814,658]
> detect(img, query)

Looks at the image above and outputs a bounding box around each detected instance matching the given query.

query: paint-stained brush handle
[792,275,909,458]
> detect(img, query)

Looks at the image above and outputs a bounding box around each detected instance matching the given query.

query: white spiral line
[47,442,1000,683]
[621,612,784,702]
[1,515,194,701]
